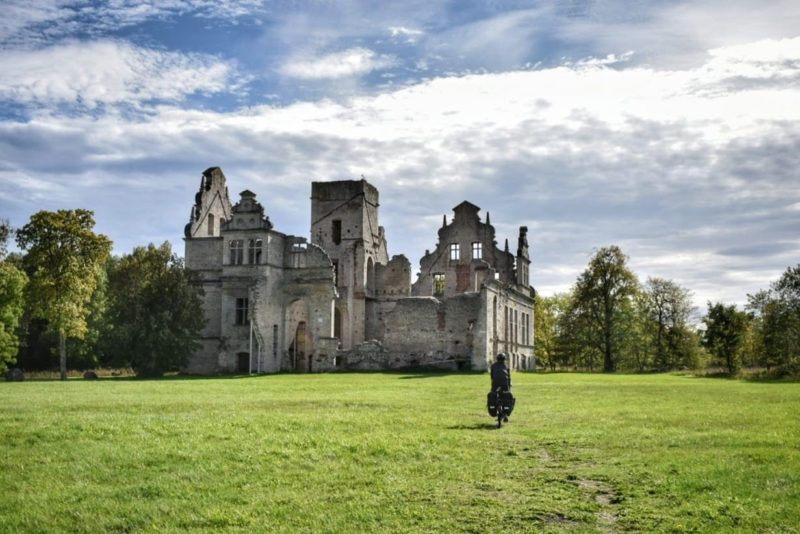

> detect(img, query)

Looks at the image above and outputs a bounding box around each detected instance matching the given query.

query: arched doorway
[293,321,309,373]
[286,299,312,373]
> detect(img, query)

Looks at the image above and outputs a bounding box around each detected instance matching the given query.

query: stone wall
[376,254,411,297]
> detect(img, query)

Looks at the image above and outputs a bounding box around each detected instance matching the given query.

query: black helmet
[496,353,507,361]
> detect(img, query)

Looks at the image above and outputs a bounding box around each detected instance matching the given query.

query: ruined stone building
[184,167,535,374]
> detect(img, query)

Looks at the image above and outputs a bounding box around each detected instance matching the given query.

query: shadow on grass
[448,422,502,430]
[678,369,800,383]
[397,369,485,379]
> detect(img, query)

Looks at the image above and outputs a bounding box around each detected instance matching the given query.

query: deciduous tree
[534,293,569,370]
[573,246,639,372]
[16,210,111,380]
[0,222,27,374]
[643,277,696,370]
[748,265,800,374]
[702,302,749,375]
[105,242,204,377]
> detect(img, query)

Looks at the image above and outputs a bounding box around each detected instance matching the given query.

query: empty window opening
[237,352,250,373]
[433,273,445,296]
[449,243,460,261]
[332,220,342,245]
[235,297,249,325]
[230,240,244,265]
[207,214,214,236]
[472,242,482,260]
[248,239,262,264]
[504,306,509,341]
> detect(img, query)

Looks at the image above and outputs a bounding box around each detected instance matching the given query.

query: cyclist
[490,353,512,422]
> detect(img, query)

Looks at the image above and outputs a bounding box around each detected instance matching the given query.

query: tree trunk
[59,330,67,381]
[603,323,614,372]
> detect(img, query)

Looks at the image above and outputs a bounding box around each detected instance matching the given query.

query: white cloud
[280,47,396,80]
[559,0,800,68]
[2,36,799,307]
[388,26,424,43]
[0,1,65,45]
[0,40,240,107]
[0,0,262,45]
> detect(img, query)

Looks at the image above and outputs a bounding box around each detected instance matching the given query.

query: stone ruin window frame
[471,241,482,260]
[433,272,445,296]
[230,239,244,265]
[449,242,460,261]
[207,213,214,236]
[332,219,342,245]
[248,238,263,265]
[235,297,249,326]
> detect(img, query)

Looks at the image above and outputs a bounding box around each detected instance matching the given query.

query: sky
[1,0,799,310]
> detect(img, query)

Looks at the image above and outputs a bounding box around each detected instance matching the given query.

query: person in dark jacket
[490,353,511,392]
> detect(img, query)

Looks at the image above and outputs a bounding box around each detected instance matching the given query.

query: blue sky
[1,0,799,309]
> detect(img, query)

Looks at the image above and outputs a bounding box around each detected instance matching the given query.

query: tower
[310,179,388,349]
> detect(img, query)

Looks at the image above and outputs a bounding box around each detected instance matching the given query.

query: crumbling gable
[411,201,529,299]
[185,167,233,239]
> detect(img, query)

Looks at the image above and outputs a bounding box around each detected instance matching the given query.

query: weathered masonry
[184,167,535,374]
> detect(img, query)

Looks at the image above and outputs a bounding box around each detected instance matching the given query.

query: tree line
[2,214,798,379]
[534,246,800,376]
[0,211,203,379]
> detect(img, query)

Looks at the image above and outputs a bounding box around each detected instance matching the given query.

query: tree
[747,265,800,374]
[16,210,111,380]
[0,222,27,374]
[643,277,696,370]
[534,293,569,370]
[572,246,639,372]
[702,302,749,375]
[105,242,204,377]
[68,265,110,369]
[0,220,9,259]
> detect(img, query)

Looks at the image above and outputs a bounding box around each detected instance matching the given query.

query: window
[229,239,244,265]
[207,214,214,236]
[449,243,460,261]
[235,298,249,325]
[472,242,482,260]
[248,239,262,264]
[433,273,445,296]
[272,324,278,357]
[332,220,342,245]
[525,313,530,345]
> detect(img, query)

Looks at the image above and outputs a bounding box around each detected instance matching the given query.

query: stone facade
[183,168,535,374]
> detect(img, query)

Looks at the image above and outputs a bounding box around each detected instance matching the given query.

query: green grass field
[1,372,798,533]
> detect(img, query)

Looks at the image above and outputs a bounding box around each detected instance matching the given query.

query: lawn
[1,372,798,532]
